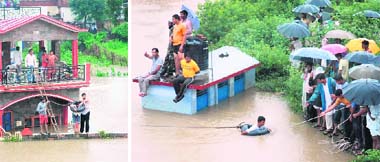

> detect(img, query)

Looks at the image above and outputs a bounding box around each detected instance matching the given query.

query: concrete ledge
[18,132,128,141]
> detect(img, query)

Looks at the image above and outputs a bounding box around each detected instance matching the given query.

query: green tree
[69,0,106,27]
[106,0,123,25]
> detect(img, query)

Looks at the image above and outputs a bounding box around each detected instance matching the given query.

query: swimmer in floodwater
[240,116,272,136]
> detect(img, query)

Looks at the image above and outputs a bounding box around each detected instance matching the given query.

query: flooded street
[131,0,354,161]
[0,77,128,162]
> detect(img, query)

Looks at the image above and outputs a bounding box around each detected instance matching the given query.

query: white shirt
[245,125,258,133]
[322,83,332,106]
[11,50,22,65]
[25,53,37,67]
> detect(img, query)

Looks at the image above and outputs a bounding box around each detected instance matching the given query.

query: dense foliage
[69,0,106,25]
[353,149,380,162]
[60,32,128,67]
[112,22,128,41]
[198,0,380,112]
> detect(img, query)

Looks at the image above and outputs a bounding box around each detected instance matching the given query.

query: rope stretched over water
[292,106,348,127]
[142,124,240,129]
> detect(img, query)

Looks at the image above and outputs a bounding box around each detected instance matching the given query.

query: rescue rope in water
[142,124,240,129]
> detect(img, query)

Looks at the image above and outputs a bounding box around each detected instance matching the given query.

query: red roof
[0,14,87,34]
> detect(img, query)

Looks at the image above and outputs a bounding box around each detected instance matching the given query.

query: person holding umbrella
[362,40,372,53]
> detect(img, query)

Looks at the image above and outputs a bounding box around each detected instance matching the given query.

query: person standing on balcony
[47,50,58,81]
[79,93,90,134]
[10,46,22,83]
[25,49,37,83]
[41,49,49,81]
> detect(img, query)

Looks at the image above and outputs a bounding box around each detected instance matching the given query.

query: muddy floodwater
[131,0,354,161]
[0,77,128,162]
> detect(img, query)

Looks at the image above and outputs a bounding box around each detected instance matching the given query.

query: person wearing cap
[172,54,199,103]
[36,97,49,135]
[240,116,271,136]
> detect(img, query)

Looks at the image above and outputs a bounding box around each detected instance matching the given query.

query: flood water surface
[131,0,354,162]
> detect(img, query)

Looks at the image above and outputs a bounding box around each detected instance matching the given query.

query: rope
[142,124,240,129]
[292,106,348,126]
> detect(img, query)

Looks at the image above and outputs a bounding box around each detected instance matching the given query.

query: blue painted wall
[196,90,208,112]
[142,85,196,114]
[218,81,229,102]
[234,74,245,95]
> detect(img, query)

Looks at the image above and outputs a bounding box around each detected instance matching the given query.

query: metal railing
[1,65,85,85]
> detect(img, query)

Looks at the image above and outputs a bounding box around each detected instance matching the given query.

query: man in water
[240,116,271,136]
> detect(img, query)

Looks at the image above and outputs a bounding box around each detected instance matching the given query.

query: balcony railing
[1,65,85,85]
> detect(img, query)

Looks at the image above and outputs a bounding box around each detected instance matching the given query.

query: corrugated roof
[0,14,87,34]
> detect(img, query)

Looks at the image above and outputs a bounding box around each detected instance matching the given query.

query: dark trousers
[362,116,373,150]
[172,75,194,97]
[80,112,90,133]
[351,116,363,149]
[342,108,352,138]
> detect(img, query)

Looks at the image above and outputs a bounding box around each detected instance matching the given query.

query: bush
[112,22,128,41]
[197,0,299,42]
[98,130,110,139]
[283,66,303,113]
[334,1,380,40]
[353,149,380,162]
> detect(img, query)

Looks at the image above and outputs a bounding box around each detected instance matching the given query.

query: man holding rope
[240,116,271,136]
[320,89,351,137]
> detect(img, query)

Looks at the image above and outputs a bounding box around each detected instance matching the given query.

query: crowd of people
[298,40,380,155]
[8,46,59,84]
[137,9,201,103]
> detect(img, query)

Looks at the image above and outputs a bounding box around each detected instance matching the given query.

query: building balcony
[0,63,90,93]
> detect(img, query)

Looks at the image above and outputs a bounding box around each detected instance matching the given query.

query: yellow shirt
[172,23,187,46]
[181,59,200,78]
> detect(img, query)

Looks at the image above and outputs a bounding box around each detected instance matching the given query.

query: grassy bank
[197,0,380,113]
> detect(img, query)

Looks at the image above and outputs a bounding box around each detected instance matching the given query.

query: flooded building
[0,15,89,132]
[134,43,260,115]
